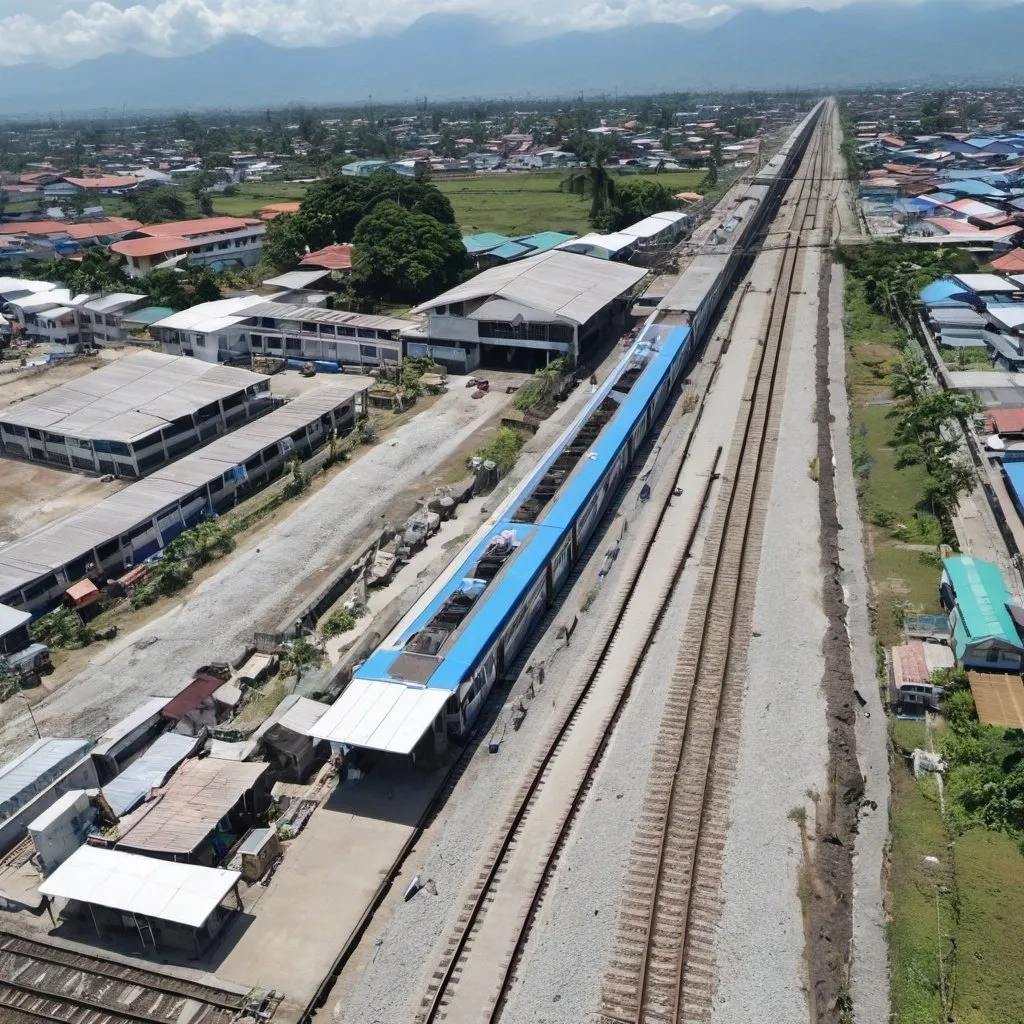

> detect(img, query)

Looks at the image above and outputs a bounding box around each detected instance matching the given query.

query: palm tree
[561,135,618,225]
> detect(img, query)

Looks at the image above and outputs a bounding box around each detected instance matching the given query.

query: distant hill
[2,2,1024,116]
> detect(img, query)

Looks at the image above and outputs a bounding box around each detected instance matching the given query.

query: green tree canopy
[126,185,189,224]
[261,170,458,273]
[350,200,467,303]
[141,263,221,310]
[598,178,679,232]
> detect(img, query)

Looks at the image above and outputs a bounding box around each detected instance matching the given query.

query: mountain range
[2,2,1024,117]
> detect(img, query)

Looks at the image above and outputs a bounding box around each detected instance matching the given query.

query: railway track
[414,106,834,1024]
[601,104,835,1024]
[0,929,266,1024]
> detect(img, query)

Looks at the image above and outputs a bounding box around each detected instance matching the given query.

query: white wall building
[110,217,265,278]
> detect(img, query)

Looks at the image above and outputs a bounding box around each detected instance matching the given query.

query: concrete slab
[215,765,443,1020]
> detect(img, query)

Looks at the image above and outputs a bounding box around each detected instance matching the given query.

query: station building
[404,250,648,372]
[0,351,273,478]
[0,379,372,614]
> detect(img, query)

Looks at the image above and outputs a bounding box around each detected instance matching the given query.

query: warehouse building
[405,250,648,371]
[0,351,273,477]
[0,379,372,613]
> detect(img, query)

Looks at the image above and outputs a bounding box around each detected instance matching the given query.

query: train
[310,100,827,762]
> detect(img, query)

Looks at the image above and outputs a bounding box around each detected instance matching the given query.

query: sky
[0,0,991,67]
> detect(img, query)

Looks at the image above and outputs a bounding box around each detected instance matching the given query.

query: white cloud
[0,0,906,67]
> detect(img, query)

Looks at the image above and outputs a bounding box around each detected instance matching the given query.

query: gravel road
[0,386,513,756]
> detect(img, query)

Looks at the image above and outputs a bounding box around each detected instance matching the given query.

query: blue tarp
[920,278,970,306]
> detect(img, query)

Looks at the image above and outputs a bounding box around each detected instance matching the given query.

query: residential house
[940,555,1024,671]
[110,217,265,277]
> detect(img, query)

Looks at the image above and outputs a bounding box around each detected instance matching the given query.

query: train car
[310,102,826,763]
[311,325,691,758]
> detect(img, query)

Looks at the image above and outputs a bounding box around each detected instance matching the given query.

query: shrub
[319,606,360,640]
[475,427,526,475]
[30,606,97,649]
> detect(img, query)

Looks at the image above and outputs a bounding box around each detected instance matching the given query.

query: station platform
[215,763,445,1021]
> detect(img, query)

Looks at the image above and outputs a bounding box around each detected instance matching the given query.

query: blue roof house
[940,555,1024,671]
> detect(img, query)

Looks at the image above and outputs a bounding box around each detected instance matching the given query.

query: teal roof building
[941,555,1024,671]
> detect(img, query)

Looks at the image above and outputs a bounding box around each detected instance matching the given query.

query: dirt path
[0,384,517,756]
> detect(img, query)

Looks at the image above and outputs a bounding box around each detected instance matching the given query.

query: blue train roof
[354,322,691,694]
[356,520,562,690]
[538,325,690,531]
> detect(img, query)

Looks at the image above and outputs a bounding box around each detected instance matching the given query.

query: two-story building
[150,297,411,370]
[109,217,265,278]
[405,250,648,373]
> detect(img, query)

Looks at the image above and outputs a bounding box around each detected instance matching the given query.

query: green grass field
[105,169,705,238]
[435,170,706,237]
[845,268,1024,1024]
[210,181,310,218]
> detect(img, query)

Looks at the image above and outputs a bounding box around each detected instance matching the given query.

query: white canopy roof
[308,678,449,755]
[557,232,639,255]
[39,844,240,928]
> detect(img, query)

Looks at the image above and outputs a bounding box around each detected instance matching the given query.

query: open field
[209,180,310,217]
[844,266,1024,1024]
[207,171,707,236]
[105,169,706,239]
[844,278,943,648]
[435,169,706,236]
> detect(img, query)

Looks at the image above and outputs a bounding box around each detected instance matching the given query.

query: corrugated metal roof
[261,269,331,291]
[80,293,146,315]
[101,734,198,817]
[987,304,1024,330]
[557,232,640,255]
[120,305,175,325]
[39,845,241,928]
[411,250,648,326]
[0,380,373,601]
[955,273,1019,293]
[110,757,268,855]
[149,296,265,333]
[0,601,30,637]
[620,214,684,240]
[942,555,1019,645]
[161,674,224,721]
[987,407,1024,434]
[0,351,268,443]
[241,301,413,332]
[0,738,92,822]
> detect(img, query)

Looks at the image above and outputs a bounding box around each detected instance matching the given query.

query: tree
[890,354,929,405]
[560,135,618,227]
[141,263,221,310]
[262,212,308,271]
[269,171,457,262]
[282,637,325,681]
[600,178,679,232]
[350,200,467,303]
[127,185,188,224]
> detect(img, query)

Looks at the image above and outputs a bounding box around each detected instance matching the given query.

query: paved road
[0,386,509,756]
